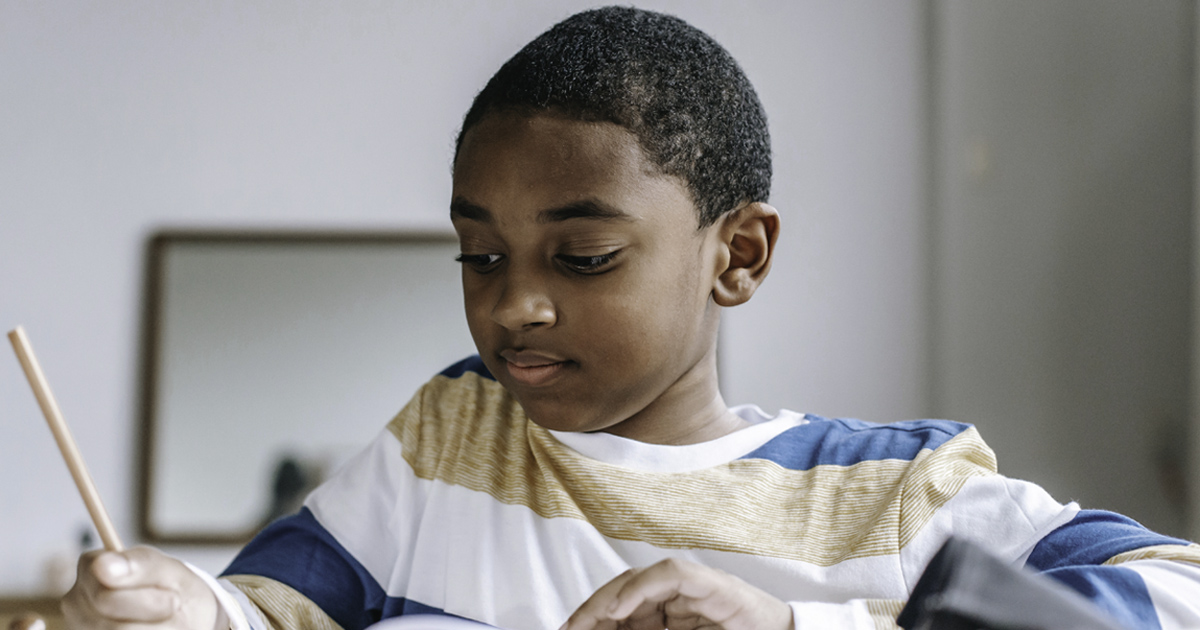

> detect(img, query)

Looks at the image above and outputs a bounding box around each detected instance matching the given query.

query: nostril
[491,299,557,330]
[491,282,557,330]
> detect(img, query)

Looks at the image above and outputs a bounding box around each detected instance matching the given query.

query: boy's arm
[217,506,384,630]
[1022,509,1200,628]
[560,540,1200,630]
[212,420,413,630]
[886,433,1200,629]
[176,519,358,630]
[210,374,445,630]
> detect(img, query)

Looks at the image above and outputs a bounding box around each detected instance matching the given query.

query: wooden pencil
[8,326,124,552]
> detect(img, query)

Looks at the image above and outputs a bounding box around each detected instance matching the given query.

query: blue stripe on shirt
[739,417,971,471]
[1026,510,1194,569]
[439,355,495,380]
[1025,510,1196,630]
[223,509,495,628]
[222,507,385,630]
[1041,565,1161,630]
[386,598,447,616]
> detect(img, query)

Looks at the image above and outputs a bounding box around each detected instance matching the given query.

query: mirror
[137,231,475,544]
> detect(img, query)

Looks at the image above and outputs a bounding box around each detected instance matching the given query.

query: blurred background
[1,0,1197,597]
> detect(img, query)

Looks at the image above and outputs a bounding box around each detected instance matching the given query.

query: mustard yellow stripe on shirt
[1103,543,1200,567]
[224,574,344,630]
[865,599,905,630]
[896,429,997,548]
[390,373,996,567]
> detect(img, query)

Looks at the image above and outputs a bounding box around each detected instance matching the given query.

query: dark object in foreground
[898,537,1127,630]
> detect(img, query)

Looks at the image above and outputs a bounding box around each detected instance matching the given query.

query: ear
[712,202,780,307]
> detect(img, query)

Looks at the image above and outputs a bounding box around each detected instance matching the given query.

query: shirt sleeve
[182,561,253,630]
[1024,509,1200,629]
[891,431,1200,630]
[787,599,903,630]
[214,419,416,630]
[782,532,1200,630]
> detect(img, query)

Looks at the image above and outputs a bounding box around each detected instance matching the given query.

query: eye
[455,253,504,272]
[557,251,619,274]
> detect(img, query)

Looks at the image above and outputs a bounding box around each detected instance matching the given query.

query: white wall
[932,0,1195,537]
[0,1,930,593]
[719,2,931,422]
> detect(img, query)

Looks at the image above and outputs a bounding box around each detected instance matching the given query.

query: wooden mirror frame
[135,229,464,545]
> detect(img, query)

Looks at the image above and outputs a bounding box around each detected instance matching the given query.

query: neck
[600,345,749,445]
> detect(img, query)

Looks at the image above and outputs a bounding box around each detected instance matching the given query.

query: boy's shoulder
[436,354,494,381]
[403,356,993,478]
[741,414,986,472]
[400,355,509,426]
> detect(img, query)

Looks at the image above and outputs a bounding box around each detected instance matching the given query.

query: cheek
[460,277,493,339]
[642,254,718,349]
[641,252,712,318]
[579,271,703,354]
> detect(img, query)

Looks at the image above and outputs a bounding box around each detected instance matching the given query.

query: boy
[64,6,1200,630]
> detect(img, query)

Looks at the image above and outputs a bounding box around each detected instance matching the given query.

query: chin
[520,410,587,433]
[515,401,611,434]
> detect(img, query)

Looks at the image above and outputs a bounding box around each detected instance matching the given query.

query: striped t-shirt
[215,356,1200,629]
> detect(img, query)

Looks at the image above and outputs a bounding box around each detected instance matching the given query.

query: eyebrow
[450,198,634,224]
[449,199,492,222]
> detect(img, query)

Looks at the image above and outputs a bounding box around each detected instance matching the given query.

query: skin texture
[455,112,789,629]
[561,558,794,630]
[453,112,778,445]
[62,546,222,630]
[62,111,785,630]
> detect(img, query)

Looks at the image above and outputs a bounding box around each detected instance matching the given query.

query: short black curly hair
[455,6,771,228]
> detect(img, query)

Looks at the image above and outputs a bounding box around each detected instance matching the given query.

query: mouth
[499,349,571,387]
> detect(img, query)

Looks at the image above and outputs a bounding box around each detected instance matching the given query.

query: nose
[490,270,557,331]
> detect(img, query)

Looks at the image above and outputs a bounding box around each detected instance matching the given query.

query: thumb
[91,552,135,587]
[91,547,195,590]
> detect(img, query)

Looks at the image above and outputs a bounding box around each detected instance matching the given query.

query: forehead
[452,113,695,223]
[455,112,650,176]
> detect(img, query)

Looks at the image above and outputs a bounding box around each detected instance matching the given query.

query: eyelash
[455,253,503,272]
[557,252,619,274]
[454,251,620,275]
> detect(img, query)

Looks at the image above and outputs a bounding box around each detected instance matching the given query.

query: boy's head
[455,6,771,228]
[450,7,779,444]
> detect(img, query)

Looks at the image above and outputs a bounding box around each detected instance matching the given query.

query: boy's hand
[61,546,223,630]
[561,558,794,630]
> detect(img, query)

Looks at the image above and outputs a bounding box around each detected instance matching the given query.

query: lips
[499,349,570,387]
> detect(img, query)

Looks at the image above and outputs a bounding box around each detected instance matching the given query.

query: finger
[562,568,640,630]
[657,614,712,630]
[63,585,173,629]
[614,560,784,630]
[65,547,188,625]
[90,547,192,590]
[62,596,176,630]
[661,604,721,630]
[608,559,717,620]
[620,599,667,630]
[665,603,716,625]
[66,552,112,622]
[90,586,180,623]
[66,572,179,625]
